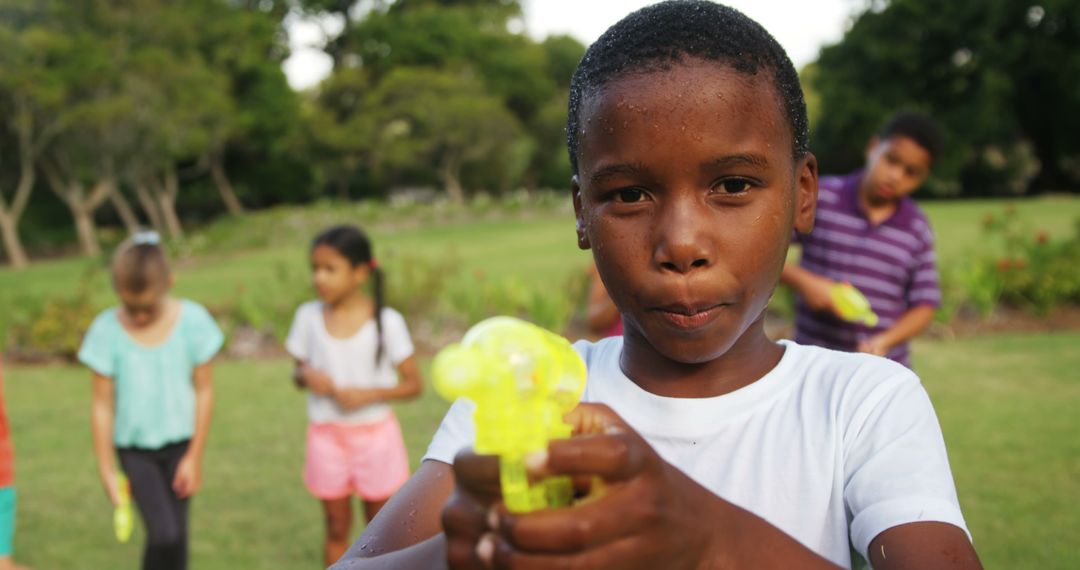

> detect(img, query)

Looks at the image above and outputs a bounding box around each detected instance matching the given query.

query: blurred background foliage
[1,0,1078,270]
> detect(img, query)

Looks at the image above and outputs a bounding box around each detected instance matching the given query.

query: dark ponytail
[370,263,385,364]
[312,225,385,364]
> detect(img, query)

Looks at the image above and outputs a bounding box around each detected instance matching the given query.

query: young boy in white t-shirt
[332,2,981,568]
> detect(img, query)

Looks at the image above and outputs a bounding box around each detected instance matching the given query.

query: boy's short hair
[879,111,944,162]
[566,0,809,174]
[112,232,170,293]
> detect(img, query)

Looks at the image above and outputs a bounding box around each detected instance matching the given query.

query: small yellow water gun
[432,316,587,513]
[115,472,134,543]
[830,282,879,327]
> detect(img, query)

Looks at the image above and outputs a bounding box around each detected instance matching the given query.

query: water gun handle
[830,282,879,327]
[115,472,134,543]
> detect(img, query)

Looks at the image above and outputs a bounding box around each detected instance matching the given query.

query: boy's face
[861,135,932,205]
[572,60,817,365]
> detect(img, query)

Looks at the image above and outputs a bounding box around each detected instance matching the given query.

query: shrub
[952,208,1080,316]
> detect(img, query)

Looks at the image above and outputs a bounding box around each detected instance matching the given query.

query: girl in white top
[285,225,422,568]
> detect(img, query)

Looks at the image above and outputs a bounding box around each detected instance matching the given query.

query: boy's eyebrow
[588,154,770,184]
[589,162,647,184]
[711,154,771,169]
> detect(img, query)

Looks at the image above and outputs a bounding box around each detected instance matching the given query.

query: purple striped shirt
[794,171,940,368]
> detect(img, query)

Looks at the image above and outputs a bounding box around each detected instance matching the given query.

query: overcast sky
[283,0,857,91]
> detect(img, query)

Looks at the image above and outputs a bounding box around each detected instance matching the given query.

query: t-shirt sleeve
[284,304,311,361]
[422,398,477,465]
[382,309,415,366]
[186,302,224,364]
[78,312,116,377]
[843,371,970,558]
[907,218,942,308]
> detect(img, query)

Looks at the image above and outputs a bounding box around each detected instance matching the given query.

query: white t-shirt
[424,338,970,567]
[286,302,415,424]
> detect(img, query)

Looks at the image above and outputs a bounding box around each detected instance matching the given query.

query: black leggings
[117,440,191,570]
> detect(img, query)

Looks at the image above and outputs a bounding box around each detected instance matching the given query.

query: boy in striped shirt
[782,112,944,368]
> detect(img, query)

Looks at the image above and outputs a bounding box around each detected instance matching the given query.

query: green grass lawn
[5,332,1078,568]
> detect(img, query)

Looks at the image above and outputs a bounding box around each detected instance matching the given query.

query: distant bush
[4,267,99,361]
[941,208,1080,318]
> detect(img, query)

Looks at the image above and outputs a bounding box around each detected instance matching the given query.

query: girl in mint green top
[79,299,223,449]
[78,232,222,570]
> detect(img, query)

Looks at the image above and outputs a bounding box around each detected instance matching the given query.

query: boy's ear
[572,176,591,250]
[794,153,818,234]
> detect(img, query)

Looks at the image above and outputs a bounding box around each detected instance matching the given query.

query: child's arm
[172,361,213,498]
[332,355,422,411]
[447,404,980,569]
[780,261,841,317]
[857,304,936,356]
[330,459,456,569]
[90,372,120,506]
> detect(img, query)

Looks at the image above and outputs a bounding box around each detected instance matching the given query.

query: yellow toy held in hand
[432,317,587,513]
[115,472,134,543]
[830,282,879,327]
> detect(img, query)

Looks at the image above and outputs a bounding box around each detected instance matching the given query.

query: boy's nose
[653,202,713,274]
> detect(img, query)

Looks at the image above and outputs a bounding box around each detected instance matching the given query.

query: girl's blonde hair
[111,231,170,293]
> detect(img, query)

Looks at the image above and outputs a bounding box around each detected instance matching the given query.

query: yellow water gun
[830,282,879,327]
[115,472,134,543]
[432,316,587,513]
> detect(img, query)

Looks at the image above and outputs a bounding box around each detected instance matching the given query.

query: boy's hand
[801,273,841,316]
[857,335,891,357]
[443,450,504,569]
[172,452,202,499]
[447,404,724,569]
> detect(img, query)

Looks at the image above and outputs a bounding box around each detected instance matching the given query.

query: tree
[303,0,580,198]
[811,0,1080,196]
[371,67,524,202]
[0,19,67,267]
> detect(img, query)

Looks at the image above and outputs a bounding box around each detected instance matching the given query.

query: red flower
[996,258,1011,272]
[1035,231,1048,244]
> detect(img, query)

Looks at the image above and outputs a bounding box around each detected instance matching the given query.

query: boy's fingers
[563,403,630,436]
[497,489,633,553]
[444,493,499,570]
[539,432,648,482]
[492,532,643,569]
[452,449,502,500]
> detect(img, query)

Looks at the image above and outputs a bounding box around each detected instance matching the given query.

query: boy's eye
[616,188,646,203]
[717,179,752,194]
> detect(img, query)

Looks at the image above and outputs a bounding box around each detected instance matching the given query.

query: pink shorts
[303,413,410,501]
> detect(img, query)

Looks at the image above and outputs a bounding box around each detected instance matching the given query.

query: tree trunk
[132,180,164,233]
[210,152,245,214]
[109,185,140,234]
[72,204,101,257]
[439,153,465,204]
[0,100,39,269]
[0,208,28,269]
[157,169,184,239]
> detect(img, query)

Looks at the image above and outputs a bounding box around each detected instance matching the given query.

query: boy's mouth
[653,302,725,330]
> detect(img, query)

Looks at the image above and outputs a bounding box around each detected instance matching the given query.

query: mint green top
[78,300,224,449]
